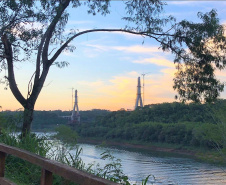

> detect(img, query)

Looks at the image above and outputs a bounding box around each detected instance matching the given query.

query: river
[39,133,226,185]
[73,143,226,185]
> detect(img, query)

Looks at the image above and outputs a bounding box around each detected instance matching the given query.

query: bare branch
[34,32,46,84]
[48,47,57,56]
[27,71,36,99]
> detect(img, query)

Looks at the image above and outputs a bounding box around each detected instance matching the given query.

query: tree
[0,0,225,136]
[173,10,226,103]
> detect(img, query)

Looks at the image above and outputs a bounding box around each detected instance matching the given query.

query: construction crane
[141,72,151,106]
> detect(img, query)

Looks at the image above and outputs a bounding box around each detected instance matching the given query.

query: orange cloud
[74,70,177,111]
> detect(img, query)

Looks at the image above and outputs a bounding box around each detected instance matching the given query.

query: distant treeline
[74,100,226,149]
[0,109,110,131]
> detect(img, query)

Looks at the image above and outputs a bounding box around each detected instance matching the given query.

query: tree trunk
[20,68,50,137]
[21,105,34,137]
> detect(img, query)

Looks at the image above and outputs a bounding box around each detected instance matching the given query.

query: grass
[0,131,49,184]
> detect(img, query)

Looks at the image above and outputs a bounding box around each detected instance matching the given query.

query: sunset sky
[1,1,226,111]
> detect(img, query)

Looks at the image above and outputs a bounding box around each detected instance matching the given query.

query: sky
[1,0,226,111]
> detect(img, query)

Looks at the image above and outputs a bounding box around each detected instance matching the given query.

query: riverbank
[77,137,226,165]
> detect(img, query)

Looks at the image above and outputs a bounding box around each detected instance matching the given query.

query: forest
[74,100,226,149]
[1,100,226,150]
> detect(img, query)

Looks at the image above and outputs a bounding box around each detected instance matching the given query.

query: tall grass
[0,131,50,184]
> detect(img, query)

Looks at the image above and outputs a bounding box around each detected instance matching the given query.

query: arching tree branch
[49,28,186,65]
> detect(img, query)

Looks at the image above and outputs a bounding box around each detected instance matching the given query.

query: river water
[38,133,226,185]
[72,143,226,185]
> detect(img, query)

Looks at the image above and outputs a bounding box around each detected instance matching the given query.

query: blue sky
[1,1,226,111]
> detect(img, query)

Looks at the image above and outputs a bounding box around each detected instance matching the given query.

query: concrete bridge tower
[71,90,80,124]
[135,77,143,109]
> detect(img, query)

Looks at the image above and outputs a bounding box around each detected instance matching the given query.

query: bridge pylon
[70,90,80,124]
[135,77,143,109]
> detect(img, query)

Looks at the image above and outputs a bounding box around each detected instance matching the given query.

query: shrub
[54,125,78,144]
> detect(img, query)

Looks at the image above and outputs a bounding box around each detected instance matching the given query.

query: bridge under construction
[61,89,80,124]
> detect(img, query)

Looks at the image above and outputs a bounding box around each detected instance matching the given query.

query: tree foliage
[173,10,226,103]
[75,100,226,149]
[0,0,225,135]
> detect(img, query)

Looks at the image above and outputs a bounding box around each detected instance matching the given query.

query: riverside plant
[53,125,155,184]
[0,129,153,184]
[0,131,50,184]
[52,142,154,185]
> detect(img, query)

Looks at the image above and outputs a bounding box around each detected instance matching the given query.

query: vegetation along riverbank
[1,100,226,165]
[73,100,226,165]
